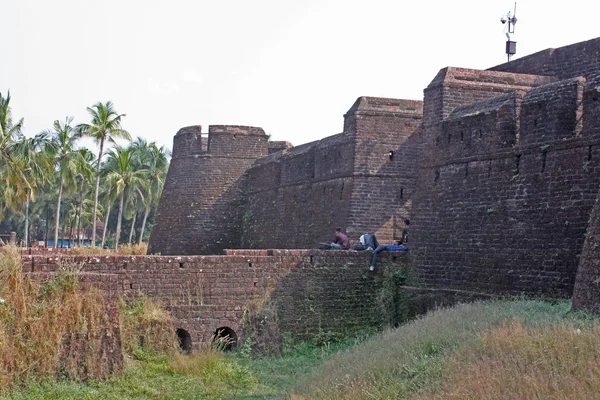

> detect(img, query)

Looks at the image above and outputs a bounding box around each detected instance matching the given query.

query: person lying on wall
[318,227,351,250]
[369,238,408,271]
[354,233,379,251]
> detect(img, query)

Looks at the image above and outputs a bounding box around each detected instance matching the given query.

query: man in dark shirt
[331,227,350,250]
[399,219,410,245]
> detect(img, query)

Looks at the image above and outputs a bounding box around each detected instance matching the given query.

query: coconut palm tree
[43,117,85,248]
[132,139,170,244]
[99,182,116,249]
[9,134,53,246]
[76,101,130,247]
[101,146,147,249]
[0,91,26,217]
[73,149,95,246]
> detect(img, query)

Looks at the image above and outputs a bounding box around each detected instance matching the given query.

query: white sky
[2,0,599,151]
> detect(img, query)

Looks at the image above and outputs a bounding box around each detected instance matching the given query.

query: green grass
[0,340,347,399]
[2,299,598,399]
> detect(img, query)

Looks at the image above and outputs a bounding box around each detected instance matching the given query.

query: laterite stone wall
[24,251,417,347]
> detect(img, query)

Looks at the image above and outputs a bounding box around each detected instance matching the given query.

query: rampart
[412,69,600,298]
[149,37,600,312]
[23,251,467,348]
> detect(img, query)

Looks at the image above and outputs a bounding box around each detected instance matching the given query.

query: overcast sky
[2,0,599,151]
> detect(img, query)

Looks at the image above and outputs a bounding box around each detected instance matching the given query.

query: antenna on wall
[500,2,518,62]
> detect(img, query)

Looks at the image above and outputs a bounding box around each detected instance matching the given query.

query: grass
[3,297,599,399]
[289,300,598,399]
[426,320,600,399]
[118,296,178,356]
[1,333,356,399]
[69,243,149,256]
[4,352,262,400]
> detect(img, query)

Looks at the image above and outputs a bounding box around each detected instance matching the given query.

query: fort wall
[23,251,420,347]
[411,69,600,297]
[149,36,600,311]
[490,37,600,81]
[242,97,423,250]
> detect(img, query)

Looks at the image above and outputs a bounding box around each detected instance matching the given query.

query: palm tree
[99,183,115,248]
[101,146,147,249]
[76,101,130,247]
[10,134,53,246]
[0,91,26,217]
[44,117,83,248]
[132,139,170,244]
[73,149,95,246]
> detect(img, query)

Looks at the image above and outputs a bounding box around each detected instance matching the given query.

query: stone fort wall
[23,251,420,347]
[412,68,600,298]
[150,37,600,309]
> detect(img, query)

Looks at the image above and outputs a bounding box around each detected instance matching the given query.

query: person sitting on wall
[369,240,408,271]
[330,227,350,250]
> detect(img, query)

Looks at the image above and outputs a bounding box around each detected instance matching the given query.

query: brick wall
[345,97,423,241]
[24,251,417,347]
[411,67,600,297]
[572,189,600,311]
[148,36,600,310]
[490,37,600,81]
[241,97,424,249]
[243,133,355,249]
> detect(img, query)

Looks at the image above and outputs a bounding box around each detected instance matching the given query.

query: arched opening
[211,327,237,351]
[176,328,192,354]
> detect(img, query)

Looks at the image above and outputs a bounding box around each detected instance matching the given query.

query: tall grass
[70,243,148,256]
[117,296,178,356]
[428,320,600,399]
[0,245,121,388]
[290,300,596,399]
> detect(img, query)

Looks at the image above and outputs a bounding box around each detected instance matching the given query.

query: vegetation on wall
[117,296,178,357]
[0,246,121,387]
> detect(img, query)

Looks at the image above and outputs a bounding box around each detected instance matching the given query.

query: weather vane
[500,2,518,62]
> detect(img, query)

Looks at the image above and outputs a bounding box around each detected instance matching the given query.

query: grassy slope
[290,300,598,399]
[3,300,598,399]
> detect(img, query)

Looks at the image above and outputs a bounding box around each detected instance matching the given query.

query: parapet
[268,141,293,155]
[439,91,523,161]
[344,96,423,134]
[170,125,269,159]
[519,76,585,147]
[171,125,203,159]
[490,37,600,81]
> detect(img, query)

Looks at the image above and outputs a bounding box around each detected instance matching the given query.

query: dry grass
[241,292,282,356]
[118,295,178,356]
[289,300,595,400]
[428,320,600,399]
[70,243,148,256]
[170,350,223,376]
[0,245,121,388]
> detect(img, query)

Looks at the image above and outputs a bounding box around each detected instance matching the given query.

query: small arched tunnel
[211,326,238,351]
[176,328,192,353]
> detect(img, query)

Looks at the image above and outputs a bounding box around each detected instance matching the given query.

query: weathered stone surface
[145,37,600,313]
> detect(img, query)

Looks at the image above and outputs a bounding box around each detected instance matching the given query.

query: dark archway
[176,328,192,353]
[211,326,237,351]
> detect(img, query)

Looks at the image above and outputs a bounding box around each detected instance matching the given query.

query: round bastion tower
[148,125,269,255]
